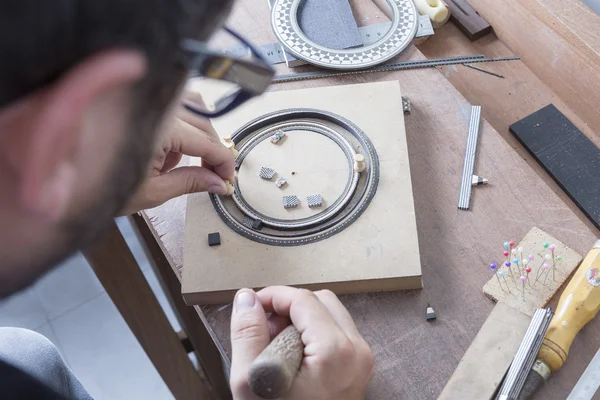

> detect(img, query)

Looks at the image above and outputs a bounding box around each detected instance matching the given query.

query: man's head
[0,0,232,296]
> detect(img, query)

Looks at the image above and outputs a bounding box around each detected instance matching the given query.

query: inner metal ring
[232,121,359,230]
[210,109,380,246]
[271,0,418,70]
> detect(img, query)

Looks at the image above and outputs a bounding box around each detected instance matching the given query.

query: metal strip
[567,349,600,400]
[271,55,520,83]
[496,308,553,400]
[458,105,482,210]
[463,63,504,78]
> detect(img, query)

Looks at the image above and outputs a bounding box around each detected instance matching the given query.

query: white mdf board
[182,81,422,304]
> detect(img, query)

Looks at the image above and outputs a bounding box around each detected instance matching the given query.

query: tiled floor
[0,217,177,400]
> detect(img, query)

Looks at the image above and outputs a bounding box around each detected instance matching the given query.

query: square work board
[182,81,422,304]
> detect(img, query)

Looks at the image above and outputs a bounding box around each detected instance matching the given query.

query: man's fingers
[172,119,234,181]
[160,152,184,173]
[267,314,291,340]
[230,289,270,398]
[177,91,220,140]
[313,290,362,341]
[146,166,228,206]
[256,286,344,351]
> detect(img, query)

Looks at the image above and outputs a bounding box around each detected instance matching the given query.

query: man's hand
[230,286,374,400]
[121,113,235,215]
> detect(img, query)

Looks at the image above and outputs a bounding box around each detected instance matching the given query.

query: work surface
[145,1,600,398]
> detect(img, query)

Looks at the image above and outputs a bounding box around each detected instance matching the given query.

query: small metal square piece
[270,129,286,144]
[208,232,221,247]
[259,167,276,180]
[402,96,411,114]
[282,195,300,209]
[242,217,254,228]
[307,194,323,208]
[276,177,287,188]
[426,304,436,321]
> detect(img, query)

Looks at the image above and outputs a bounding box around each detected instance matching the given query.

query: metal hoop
[209,109,380,246]
[232,121,359,230]
[271,0,418,70]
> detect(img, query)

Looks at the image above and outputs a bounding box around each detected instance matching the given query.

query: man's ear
[11,50,146,222]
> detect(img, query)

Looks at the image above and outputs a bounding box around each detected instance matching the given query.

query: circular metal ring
[232,121,359,230]
[210,109,380,246]
[271,0,418,70]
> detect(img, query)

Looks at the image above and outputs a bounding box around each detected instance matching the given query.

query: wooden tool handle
[248,325,303,399]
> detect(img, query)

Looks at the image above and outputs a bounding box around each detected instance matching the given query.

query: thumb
[230,289,270,398]
[153,166,228,203]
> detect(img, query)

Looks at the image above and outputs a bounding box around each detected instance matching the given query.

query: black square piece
[208,232,221,247]
[510,104,600,230]
[251,220,264,231]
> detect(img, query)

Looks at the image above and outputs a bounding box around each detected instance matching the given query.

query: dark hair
[0,0,233,270]
[0,0,233,108]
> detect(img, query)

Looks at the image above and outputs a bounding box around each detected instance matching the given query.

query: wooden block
[467,0,600,133]
[483,227,583,317]
[181,81,422,305]
[510,105,600,231]
[445,0,491,40]
[438,302,531,400]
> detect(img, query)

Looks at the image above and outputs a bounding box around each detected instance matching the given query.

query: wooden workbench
[88,1,600,399]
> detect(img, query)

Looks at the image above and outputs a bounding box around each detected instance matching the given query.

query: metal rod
[567,348,600,400]
[458,105,482,210]
[271,55,521,83]
[463,63,505,78]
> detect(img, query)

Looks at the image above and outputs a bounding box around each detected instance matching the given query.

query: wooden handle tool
[248,325,303,399]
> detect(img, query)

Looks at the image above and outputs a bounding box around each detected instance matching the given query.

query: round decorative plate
[271,0,418,70]
[209,109,380,246]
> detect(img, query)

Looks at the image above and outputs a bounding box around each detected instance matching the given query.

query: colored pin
[503,250,510,258]
[526,266,532,286]
[543,263,552,284]
[550,244,556,281]
[520,275,527,300]
[498,271,511,292]
[534,262,550,286]
[504,242,510,250]
[490,263,505,291]
[543,242,549,249]
[518,247,524,266]
[528,254,535,261]
[505,261,516,283]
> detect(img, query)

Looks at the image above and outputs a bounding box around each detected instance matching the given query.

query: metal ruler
[458,105,482,210]
[567,349,600,400]
[360,16,433,45]
[272,55,520,83]
[232,16,435,66]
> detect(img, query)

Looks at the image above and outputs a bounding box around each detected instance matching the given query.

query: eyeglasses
[181,27,275,118]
